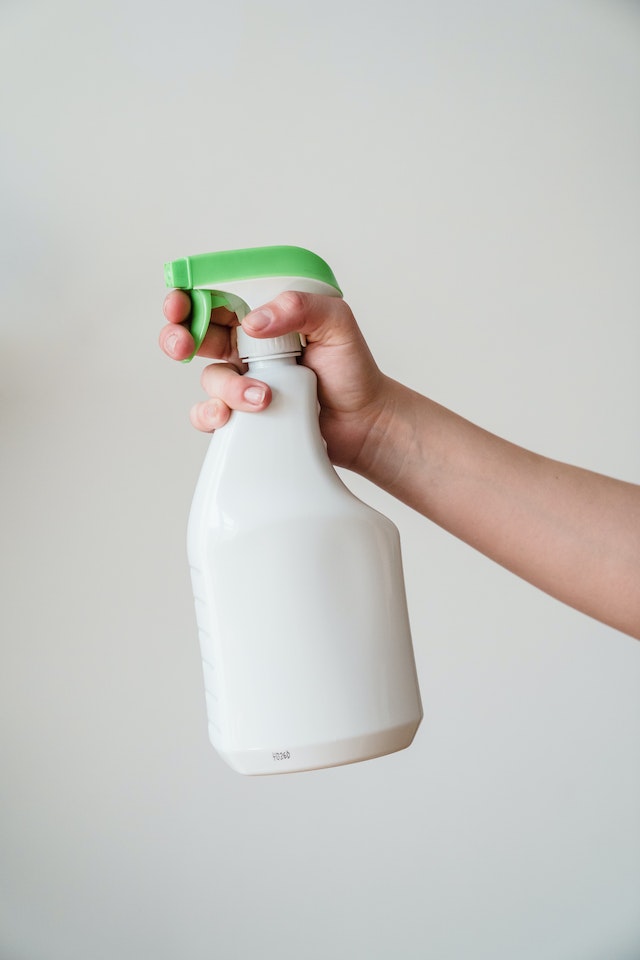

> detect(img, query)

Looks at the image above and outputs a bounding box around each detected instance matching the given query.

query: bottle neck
[237,326,303,364]
[246,353,300,373]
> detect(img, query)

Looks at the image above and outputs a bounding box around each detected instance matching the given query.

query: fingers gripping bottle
[164,246,422,775]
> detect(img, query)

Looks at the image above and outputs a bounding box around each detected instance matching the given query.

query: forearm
[360,377,640,639]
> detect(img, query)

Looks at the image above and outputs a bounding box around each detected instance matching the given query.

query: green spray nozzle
[164,245,342,362]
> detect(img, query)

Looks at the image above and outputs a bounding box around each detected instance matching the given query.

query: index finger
[163,289,192,325]
[160,289,243,362]
[163,289,239,328]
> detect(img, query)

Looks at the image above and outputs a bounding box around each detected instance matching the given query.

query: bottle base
[213,719,421,776]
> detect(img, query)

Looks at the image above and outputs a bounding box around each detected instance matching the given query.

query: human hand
[160,290,391,474]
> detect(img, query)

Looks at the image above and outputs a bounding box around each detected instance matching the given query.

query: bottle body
[188,358,422,774]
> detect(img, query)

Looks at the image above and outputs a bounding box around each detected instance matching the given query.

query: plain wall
[1,1,639,958]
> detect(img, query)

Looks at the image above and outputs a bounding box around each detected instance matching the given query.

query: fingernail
[246,309,272,332]
[166,332,178,355]
[244,385,266,406]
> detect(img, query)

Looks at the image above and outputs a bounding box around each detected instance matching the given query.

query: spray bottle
[164,245,422,774]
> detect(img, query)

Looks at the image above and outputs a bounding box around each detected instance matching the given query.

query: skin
[161,290,640,640]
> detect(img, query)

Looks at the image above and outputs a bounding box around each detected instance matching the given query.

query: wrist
[349,377,423,493]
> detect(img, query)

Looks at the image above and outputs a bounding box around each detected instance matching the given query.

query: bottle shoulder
[247,357,316,387]
[209,362,320,450]
[189,359,399,537]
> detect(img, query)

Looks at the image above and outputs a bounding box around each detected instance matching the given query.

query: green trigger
[183,290,229,363]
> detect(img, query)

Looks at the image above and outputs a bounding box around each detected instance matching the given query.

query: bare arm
[360,379,640,638]
[161,290,640,640]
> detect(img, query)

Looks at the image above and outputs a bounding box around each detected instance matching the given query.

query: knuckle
[275,290,308,317]
[191,398,229,433]
[200,361,225,393]
[200,364,214,391]
[189,404,208,432]
[207,399,225,424]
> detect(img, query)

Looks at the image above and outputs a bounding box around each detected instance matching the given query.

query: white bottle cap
[237,326,303,362]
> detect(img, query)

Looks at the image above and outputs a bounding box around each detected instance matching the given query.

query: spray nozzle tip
[164,259,190,289]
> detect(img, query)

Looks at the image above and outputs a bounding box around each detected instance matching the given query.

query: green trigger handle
[164,246,342,364]
[183,290,229,363]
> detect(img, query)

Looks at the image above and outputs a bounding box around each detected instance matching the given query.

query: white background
[1,1,639,958]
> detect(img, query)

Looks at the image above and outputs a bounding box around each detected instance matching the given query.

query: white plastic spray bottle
[164,246,422,774]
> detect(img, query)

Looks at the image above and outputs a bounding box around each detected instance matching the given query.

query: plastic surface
[188,356,423,775]
[164,245,342,361]
[236,326,302,361]
[165,245,341,293]
[168,245,422,774]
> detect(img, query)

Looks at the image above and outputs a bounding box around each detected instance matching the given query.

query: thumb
[242,292,357,347]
